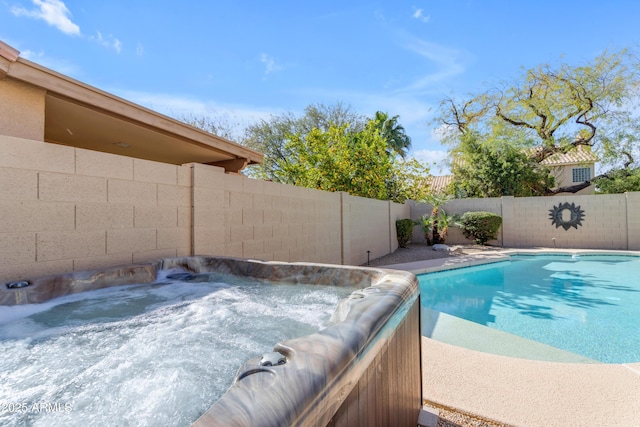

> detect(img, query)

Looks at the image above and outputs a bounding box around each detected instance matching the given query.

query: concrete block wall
[342,194,391,266]
[410,193,638,250]
[191,163,343,265]
[0,135,192,282]
[389,200,411,253]
[510,194,627,249]
[3,134,639,283]
[409,198,503,245]
[627,192,640,250]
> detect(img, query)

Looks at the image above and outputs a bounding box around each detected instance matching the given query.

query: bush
[395,219,414,248]
[459,211,502,245]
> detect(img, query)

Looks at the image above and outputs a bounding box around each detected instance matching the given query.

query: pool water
[0,271,356,427]
[419,255,640,363]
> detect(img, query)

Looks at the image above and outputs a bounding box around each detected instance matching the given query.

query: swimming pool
[419,254,640,363]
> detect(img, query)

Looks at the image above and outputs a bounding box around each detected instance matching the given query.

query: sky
[1,0,639,174]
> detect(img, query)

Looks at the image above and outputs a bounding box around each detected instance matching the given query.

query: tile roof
[538,145,598,166]
[425,146,597,195]
[425,175,453,194]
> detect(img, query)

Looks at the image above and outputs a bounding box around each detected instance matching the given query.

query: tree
[175,112,241,140]
[278,121,392,200]
[593,167,640,193]
[241,103,367,181]
[240,104,428,201]
[373,111,412,157]
[450,132,555,197]
[436,49,640,194]
[386,156,431,203]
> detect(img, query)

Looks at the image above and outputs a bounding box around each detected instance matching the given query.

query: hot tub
[0,256,421,426]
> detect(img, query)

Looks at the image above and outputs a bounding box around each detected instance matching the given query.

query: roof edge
[2,40,263,165]
[0,41,19,62]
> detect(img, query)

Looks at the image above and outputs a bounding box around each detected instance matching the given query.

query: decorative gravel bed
[437,407,509,427]
[363,243,502,267]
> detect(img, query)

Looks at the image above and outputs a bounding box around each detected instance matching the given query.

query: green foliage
[386,156,431,203]
[424,194,454,244]
[594,167,640,193]
[395,219,414,248]
[373,111,412,157]
[459,212,502,245]
[414,214,436,246]
[437,210,460,243]
[239,104,426,201]
[241,103,424,201]
[414,196,459,245]
[435,48,640,194]
[279,121,392,200]
[451,132,555,197]
[241,103,367,181]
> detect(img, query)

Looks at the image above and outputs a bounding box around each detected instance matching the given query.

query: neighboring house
[540,145,598,194]
[427,145,598,196]
[425,174,454,195]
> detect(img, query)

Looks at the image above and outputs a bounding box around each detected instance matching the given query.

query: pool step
[422,308,599,363]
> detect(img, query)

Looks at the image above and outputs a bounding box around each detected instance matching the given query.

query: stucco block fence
[0,135,409,283]
[3,135,640,283]
[409,192,640,250]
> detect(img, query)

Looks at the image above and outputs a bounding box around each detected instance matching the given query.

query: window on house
[572,167,591,183]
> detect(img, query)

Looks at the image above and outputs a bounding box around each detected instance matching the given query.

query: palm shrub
[424,194,454,244]
[458,211,502,245]
[415,210,460,245]
[414,214,436,246]
[395,219,414,248]
[437,210,460,243]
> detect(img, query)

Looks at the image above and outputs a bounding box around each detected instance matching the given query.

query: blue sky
[1,1,638,174]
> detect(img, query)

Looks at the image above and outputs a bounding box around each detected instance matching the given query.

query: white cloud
[260,53,283,76]
[90,31,122,53]
[136,43,144,56]
[412,8,430,23]
[11,0,80,36]
[431,123,457,143]
[396,37,466,94]
[413,149,450,175]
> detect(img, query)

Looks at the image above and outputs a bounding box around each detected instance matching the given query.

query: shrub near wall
[459,211,502,245]
[395,219,414,248]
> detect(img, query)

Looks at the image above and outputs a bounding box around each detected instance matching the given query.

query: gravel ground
[363,243,503,267]
[436,408,510,427]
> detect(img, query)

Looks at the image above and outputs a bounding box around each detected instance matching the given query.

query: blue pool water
[418,255,640,363]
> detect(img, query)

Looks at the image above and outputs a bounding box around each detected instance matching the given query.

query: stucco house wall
[0,77,45,141]
[549,163,596,195]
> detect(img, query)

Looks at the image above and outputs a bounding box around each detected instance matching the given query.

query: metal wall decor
[549,202,585,230]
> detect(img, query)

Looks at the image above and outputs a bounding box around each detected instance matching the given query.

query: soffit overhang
[0,41,262,172]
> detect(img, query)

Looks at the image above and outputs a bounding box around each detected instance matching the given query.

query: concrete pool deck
[383,250,640,426]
